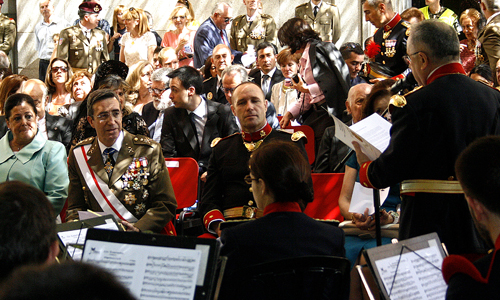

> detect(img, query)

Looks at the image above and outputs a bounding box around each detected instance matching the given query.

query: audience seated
[249,42,284,101]
[126,60,154,114]
[158,47,180,69]
[161,6,196,67]
[0,181,59,282]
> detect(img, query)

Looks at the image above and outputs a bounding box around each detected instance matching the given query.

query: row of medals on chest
[121,157,149,205]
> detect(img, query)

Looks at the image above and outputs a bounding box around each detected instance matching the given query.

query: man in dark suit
[193,2,242,69]
[249,42,285,101]
[202,44,232,105]
[479,0,500,85]
[143,67,173,142]
[160,66,238,176]
[0,79,72,150]
[354,20,500,256]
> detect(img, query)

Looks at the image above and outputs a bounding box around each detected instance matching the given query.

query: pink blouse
[161,29,196,67]
[460,39,477,75]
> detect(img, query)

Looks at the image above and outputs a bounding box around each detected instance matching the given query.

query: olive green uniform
[230,13,277,52]
[57,24,109,74]
[0,13,16,55]
[295,1,341,43]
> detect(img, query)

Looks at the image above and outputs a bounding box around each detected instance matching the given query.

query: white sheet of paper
[374,241,447,300]
[333,113,392,161]
[349,182,390,215]
[83,240,201,300]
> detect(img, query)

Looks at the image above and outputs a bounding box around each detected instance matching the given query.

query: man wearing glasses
[353,20,500,256]
[193,2,242,69]
[160,66,238,181]
[57,1,109,74]
[143,67,173,143]
[66,89,177,234]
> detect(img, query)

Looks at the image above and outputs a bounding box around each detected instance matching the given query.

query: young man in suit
[249,42,284,101]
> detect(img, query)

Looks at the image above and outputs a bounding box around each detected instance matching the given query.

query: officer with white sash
[66,89,177,234]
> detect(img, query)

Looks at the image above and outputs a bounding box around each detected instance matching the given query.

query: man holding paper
[353,19,500,255]
[66,89,177,234]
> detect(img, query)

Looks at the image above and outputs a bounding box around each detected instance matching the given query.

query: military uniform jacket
[230,13,277,52]
[160,99,239,172]
[57,24,109,74]
[295,1,340,43]
[202,76,227,105]
[372,14,409,78]
[0,13,16,55]
[359,63,500,254]
[66,130,177,233]
[199,127,307,228]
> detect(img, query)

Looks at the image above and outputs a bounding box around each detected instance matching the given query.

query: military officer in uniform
[362,0,410,79]
[0,0,16,55]
[230,0,277,53]
[295,0,341,43]
[66,89,177,234]
[57,2,109,74]
[199,82,307,237]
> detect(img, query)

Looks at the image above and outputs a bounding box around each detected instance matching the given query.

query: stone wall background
[14,0,411,78]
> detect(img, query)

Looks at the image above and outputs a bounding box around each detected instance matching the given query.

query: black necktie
[190,113,200,148]
[103,148,117,178]
[314,6,319,18]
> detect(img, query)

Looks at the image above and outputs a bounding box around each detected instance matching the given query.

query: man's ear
[465,195,487,222]
[87,115,95,129]
[231,54,234,63]
[46,240,60,264]
[345,101,351,115]
[230,104,236,116]
[188,86,196,97]
[264,99,268,112]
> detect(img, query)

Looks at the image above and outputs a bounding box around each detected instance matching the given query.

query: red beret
[0,0,4,4]
[78,2,102,14]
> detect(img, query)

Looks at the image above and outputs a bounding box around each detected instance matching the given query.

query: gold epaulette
[296,2,307,8]
[75,136,95,147]
[389,86,422,110]
[203,77,213,83]
[211,132,240,148]
[291,131,307,142]
[133,135,153,146]
[402,20,411,36]
[261,14,273,19]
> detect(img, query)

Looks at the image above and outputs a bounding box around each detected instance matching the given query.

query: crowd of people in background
[0,0,500,299]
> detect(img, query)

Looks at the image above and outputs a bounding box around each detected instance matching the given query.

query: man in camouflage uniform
[57,1,108,74]
[0,0,16,55]
[230,0,277,53]
[295,0,341,43]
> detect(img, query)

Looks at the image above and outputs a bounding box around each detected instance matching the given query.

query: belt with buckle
[400,179,463,195]
[223,206,263,219]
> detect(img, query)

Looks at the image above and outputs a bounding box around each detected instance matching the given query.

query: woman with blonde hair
[119,7,156,67]
[126,60,154,114]
[44,58,73,116]
[459,8,486,74]
[176,0,200,29]
[161,6,196,67]
[110,5,127,60]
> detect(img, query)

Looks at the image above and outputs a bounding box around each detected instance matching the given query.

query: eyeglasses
[148,87,169,95]
[94,110,122,121]
[244,174,258,185]
[403,51,423,64]
[129,7,136,12]
[224,17,233,23]
[172,16,186,20]
[222,87,235,94]
[51,66,68,73]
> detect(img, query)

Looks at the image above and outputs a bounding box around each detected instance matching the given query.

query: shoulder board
[403,85,422,97]
[132,135,153,146]
[234,15,245,21]
[203,77,213,83]
[75,136,95,147]
[324,2,335,6]
[291,131,307,142]
[402,21,411,28]
[389,94,407,109]
[296,3,308,8]
[211,132,240,147]
[261,14,273,19]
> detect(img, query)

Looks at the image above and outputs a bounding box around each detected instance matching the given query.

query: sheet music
[83,240,201,300]
[333,113,391,161]
[374,242,447,300]
[349,182,390,215]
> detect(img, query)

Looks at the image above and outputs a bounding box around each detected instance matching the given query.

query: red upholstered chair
[283,124,315,165]
[304,173,345,221]
[165,157,201,235]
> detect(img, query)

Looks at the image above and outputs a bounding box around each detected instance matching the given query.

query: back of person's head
[256,42,278,55]
[340,42,364,61]
[249,140,313,204]
[278,17,321,54]
[0,262,137,300]
[221,64,248,82]
[455,136,500,216]
[167,66,203,95]
[401,7,425,23]
[0,181,57,282]
[469,64,494,86]
[410,19,460,65]
[152,67,173,89]
[363,79,395,118]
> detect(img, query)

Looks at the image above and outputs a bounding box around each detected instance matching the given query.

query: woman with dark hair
[0,74,28,115]
[220,140,345,281]
[203,56,216,79]
[0,94,68,214]
[278,17,350,155]
[44,58,73,115]
[362,79,396,121]
[469,64,494,86]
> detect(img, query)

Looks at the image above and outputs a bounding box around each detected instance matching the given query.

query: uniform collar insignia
[384,13,401,32]
[241,123,272,142]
